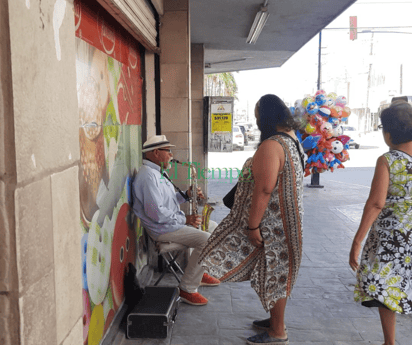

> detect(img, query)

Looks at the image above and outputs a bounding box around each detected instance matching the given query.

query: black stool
[149,237,187,286]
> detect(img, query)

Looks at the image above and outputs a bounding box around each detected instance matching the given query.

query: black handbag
[223,183,238,209]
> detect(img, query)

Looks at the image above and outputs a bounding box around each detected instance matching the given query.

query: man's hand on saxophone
[185,214,202,227]
[187,186,205,200]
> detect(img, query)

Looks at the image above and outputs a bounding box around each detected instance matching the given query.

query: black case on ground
[126,286,180,339]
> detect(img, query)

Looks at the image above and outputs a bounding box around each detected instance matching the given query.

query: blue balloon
[330,158,342,168]
[289,106,296,116]
[328,117,340,126]
[306,102,319,115]
[296,130,303,143]
[301,135,321,151]
[315,94,326,106]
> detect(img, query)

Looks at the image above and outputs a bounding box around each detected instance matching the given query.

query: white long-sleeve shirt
[132,159,187,239]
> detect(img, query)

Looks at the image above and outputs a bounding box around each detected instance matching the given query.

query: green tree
[204,72,238,100]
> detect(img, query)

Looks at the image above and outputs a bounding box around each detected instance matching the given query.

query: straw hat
[142,135,175,153]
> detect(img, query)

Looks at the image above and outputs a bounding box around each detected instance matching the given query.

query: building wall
[191,44,207,195]
[0,0,156,344]
[0,1,18,344]
[0,0,208,342]
[145,53,157,138]
[1,0,82,344]
[159,0,192,212]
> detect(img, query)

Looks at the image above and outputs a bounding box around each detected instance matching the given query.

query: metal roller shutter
[97,0,158,52]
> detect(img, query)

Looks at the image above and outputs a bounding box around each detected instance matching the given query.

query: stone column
[159,0,191,211]
[0,1,82,344]
[191,44,207,196]
[145,52,157,139]
[0,1,19,344]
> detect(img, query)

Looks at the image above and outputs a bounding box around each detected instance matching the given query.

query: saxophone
[171,159,214,231]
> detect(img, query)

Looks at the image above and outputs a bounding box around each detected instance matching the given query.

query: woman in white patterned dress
[349,100,412,345]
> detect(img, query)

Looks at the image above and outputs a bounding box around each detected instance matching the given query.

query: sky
[234,0,412,123]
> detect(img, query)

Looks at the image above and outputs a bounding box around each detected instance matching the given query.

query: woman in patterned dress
[200,94,305,345]
[349,100,412,345]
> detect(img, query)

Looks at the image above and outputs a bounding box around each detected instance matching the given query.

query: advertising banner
[208,98,234,152]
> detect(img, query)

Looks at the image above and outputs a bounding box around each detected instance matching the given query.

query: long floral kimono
[199,135,304,311]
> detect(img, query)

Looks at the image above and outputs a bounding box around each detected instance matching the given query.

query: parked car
[237,125,249,145]
[250,127,261,141]
[342,125,360,149]
[232,126,245,150]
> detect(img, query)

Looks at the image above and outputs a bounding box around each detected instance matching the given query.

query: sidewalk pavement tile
[118,176,412,344]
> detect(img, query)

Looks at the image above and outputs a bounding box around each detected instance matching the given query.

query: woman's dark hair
[257,94,300,142]
[380,101,412,145]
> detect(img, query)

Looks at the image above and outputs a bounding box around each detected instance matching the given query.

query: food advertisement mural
[75,1,147,344]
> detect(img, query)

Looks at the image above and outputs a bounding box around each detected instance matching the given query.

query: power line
[324,26,412,30]
[361,31,412,34]
[356,2,412,4]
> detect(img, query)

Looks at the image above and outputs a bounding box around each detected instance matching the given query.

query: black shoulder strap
[162,172,190,201]
[271,132,305,172]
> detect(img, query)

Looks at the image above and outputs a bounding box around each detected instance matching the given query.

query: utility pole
[365,32,374,133]
[309,31,324,188]
[400,64,403,94]
[317,31,322,91]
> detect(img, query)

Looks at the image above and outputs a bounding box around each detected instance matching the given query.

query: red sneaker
[179,289,208,306]
[200,273,221,286]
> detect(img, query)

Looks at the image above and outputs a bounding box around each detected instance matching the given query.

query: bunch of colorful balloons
[290,90,352,177]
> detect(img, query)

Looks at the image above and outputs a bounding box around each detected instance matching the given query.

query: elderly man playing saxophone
[132,135,220,305]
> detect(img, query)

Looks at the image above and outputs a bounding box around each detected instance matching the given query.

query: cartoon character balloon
[325,98,335,107]
[315,94,326,106]
[305,123,316,134]
[327,92,337,100]
[320,122,333,139]
[332,124,343,137]
[330,140,344,154]
[309,114,324,126]
[328,117,340,126]
[306,102,319,115]
[335,96,347,108]
[302,97,314,108]
[296,89,351,176]
[318,106,331,117]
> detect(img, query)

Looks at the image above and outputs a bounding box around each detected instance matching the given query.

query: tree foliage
[204,72,238,100]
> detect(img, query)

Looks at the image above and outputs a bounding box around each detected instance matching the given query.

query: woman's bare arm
[349,155,389,270]
[247,140,284,247]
